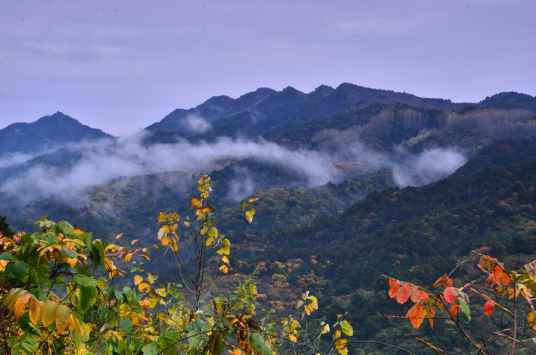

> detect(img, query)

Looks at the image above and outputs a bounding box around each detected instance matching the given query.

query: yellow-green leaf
[207,227,218,238]
[340,319,353,336]
[245,209,256,218]
[55,305,71,333]
[42,301,58,328]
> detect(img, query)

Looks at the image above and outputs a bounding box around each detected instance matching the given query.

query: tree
[0,215,13,238]
[387,251,536,354]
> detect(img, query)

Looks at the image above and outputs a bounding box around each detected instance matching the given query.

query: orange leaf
[13,294,31,320]
[131,239,139,245]
[443,287,458,303]
[389,280,401,298]
[484,300,495,316]
[493,266,502,282]
[396,283,411,304]
[500,273,510,285]
[115,233,123,240]
[450,304,460,316]
[406,304,425,329]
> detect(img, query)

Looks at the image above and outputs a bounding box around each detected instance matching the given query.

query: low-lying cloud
[0,130,467,203]
[185,114,211,134]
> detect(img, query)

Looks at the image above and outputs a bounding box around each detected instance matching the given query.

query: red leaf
[389,280,401,298]
[396,284,411,304]
[443,287,458,303]
[410,286,421,302]
[450,304,460,316]
[484,300,495,316]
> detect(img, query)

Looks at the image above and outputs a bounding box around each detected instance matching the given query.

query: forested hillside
[2,86,536,354]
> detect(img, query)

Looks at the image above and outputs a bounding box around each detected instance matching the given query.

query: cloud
[0,130,466,204]
[185,114,211,134]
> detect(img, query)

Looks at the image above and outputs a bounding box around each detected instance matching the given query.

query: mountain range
[1,84,536,353]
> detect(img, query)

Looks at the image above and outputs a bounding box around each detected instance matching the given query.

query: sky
[1,0,535,136]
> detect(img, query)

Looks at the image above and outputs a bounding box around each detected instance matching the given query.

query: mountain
[0,112,114,159]
[144,83,468,142]
[480,91,536,111]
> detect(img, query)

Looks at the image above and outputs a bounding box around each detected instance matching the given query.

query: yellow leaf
[333,329,341,340]
[321,324,330,334]
[219,265,229,273]
[29,299,43,326]
[217,246,230,255]
[222,256,229,264]
[134,275,143,286]
[125,253,133,263]
[14,294,31,320]
[335,338,347,350]
[0,260,9,271]
[138,283,150,292]
[338,348,348,355]
[245,208,256,218]
[289,334,297,343]
[155,288,167,297]
[190,197,203,209]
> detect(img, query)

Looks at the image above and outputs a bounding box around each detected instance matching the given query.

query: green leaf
[76,285,98,312]
[210,333,225,355]
[262,344,272,355]
[90,240,106,271]
[158,331,180,355]
[10,261,28,281]
[96,277,109,292]
[142,342,159,355]
[74,274,97,287]
[56,221,74,236]
[120,317,133,334]
[0,252,14,261]
[458,297,471,321]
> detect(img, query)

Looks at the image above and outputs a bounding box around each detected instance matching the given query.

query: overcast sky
[1,0,535,136]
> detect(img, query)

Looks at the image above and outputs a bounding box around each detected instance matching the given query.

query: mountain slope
[0,112,114,158]
[480,92,536,111]
[144,83,468,141]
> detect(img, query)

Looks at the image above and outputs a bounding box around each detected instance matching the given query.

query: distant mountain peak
[0,112,114,158]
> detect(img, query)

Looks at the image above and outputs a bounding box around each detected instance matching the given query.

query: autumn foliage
[387,252,536,354]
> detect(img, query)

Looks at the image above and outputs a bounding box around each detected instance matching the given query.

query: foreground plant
[387,251,536,354]
[1,175,358,355]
